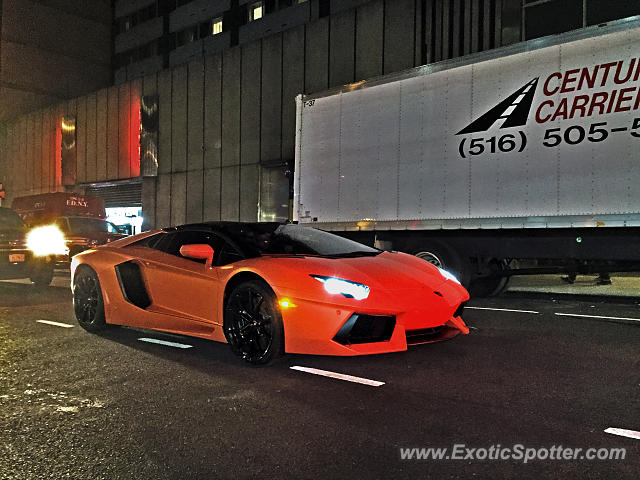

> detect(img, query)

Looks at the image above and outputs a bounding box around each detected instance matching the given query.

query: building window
[523,0,640,41]
[115,40,160,69]
[116,4,158,34]
[212,17,223,35]
[524,0,582,40]
[176,26,198,46]
[138,4,157,24]
[249,1,264,21]
[139,41,158,59]
[118,16,132,33]
[586,0,640,25]
[279,0,307,7]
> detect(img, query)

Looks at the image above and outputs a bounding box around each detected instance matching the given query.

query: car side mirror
[179,244,214,268]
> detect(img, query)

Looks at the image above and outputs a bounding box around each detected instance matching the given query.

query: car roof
[165,221,286,233]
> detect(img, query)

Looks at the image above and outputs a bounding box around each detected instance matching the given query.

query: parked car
[12,192,126,261]
[0,207,57,286]
[53,216,125,257]
[71,222,470,365]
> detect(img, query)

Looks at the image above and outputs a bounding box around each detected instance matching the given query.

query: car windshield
[67,217,118,234]
[222,223,381,257]
[0,208,25,231]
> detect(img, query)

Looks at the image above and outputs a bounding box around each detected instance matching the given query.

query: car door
[136,230,224,333]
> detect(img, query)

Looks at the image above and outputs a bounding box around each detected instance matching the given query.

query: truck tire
[469,276,510,297]
[30,257,54,287]
[408,241,471,288]
[468,259,511,297]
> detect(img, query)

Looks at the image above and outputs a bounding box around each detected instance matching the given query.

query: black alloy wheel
[73,266,107,332]
[224,280,284,365]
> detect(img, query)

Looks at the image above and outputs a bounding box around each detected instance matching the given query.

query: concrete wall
[0,82,141,201]
[0,0,513,228]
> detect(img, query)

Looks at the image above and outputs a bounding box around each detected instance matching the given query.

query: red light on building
[129,91,141,178]
[55,119,62,188]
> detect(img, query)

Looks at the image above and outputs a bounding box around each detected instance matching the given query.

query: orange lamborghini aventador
[71,222,470,364]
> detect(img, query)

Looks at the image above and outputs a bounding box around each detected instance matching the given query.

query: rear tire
[223,280,284,365]
[73,266,107,333]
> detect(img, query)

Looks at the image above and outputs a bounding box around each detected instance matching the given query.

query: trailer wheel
[410,241,471,287]
[469,259,511,297]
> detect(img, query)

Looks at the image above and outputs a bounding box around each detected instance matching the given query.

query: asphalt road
[0,276,638,479]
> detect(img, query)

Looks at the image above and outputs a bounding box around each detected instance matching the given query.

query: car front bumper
[275,280,470,356]
[0,248,31,280]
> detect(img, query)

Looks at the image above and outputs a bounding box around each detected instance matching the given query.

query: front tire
[73,266,107,332]
[223,280,284,365]
[30,257,54,287]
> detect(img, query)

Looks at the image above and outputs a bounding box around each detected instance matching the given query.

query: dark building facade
[0,0,112,125]
[0,0,638,227]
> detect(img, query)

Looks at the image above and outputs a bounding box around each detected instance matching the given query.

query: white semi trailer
[294,18,640,296]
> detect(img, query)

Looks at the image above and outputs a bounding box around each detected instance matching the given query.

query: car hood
[0,228,24,238]
[0,231,25,248]
[263,251,451,292]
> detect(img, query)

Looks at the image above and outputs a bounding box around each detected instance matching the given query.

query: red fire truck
[12,192,126,259]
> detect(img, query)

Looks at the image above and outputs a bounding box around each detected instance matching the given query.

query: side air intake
[115,261,151,309]
[333,314,395,345]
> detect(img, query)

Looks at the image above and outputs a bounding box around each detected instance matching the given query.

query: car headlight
[311,275,370,300]
[437,267,460,284]
[26,225,69,256]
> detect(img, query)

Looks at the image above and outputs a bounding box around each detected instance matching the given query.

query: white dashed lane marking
[36,320,74,328]
[138,338,193,349]
[604,428,640,440]
[555,313,640,323]
[290,366,385,387]
[466,307,539,314]
[467,308,640,323]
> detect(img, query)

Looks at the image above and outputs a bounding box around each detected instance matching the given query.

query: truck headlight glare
[311,275,370,300]
[26,225,68,256]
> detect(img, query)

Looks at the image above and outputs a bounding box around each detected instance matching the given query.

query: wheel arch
[223,271,272,311]
[72,262,108,332]
[71,263,98,292]
[222,271,285,363]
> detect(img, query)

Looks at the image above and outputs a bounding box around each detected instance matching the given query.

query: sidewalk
[508,274,640,298]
